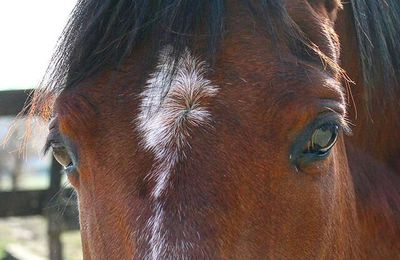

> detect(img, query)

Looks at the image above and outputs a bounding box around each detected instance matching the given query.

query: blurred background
[0,1,82,259]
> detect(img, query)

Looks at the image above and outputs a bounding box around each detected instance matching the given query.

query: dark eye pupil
[306,124,338,154]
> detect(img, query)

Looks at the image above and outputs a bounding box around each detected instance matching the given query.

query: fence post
[46,158,63,260]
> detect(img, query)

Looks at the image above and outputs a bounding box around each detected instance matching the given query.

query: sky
[0,0,77,90]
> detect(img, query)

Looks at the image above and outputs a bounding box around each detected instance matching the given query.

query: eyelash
[43,140,55,155]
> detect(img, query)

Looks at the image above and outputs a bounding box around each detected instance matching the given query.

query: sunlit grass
[0,216,82,260]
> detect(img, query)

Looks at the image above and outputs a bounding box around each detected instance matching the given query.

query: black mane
[35,1,311,99]
[351,0,400,109]
[32,0,400,118]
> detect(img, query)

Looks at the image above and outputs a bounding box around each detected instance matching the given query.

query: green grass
[0,217,82,260]
[62,232,83,260]
[0,239,7,259]
[0,218,13,259]
[0,175,49,191]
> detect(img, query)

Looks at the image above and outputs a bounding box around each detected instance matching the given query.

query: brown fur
[42,0,400,258]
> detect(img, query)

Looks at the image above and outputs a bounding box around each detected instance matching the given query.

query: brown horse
[28,0,399,258]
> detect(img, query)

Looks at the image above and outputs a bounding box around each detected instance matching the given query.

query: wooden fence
[0,89,79,260]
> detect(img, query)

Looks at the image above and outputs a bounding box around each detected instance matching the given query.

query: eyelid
[319,99,346,116]
[318,111,351,136]
[43,130,62,155]
[318,99,351,134]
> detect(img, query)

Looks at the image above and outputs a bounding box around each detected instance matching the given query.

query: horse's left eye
[305,124,339,155]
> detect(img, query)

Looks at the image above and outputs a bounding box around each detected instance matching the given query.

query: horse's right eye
[51,144,73,168]
[44,119,78,173]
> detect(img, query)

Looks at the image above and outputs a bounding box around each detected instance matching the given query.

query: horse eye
[305,124,339,155]
[52,145,73,168]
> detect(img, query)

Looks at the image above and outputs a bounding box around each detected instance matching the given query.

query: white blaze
[137,47,218,259]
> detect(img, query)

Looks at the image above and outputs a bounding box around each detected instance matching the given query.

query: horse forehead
[55,2,341,125]
[55,60,340,132]
[55,30,340,136]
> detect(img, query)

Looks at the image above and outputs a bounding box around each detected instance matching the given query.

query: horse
[27,0,400,258]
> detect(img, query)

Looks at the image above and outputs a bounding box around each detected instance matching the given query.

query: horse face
[49,0,357,258]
